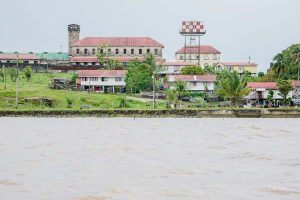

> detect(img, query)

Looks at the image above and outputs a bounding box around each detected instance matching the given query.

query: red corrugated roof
[247,82,278,89]
[73,37,164,47]
[0,54,39,60]
[78,70,127,77]
[220,62,257,66]
[163,61,195,66]
[248,81,300,89]
[176,45,221,54]
[168,74,217,82]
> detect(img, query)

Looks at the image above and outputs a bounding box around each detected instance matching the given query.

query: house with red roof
[216,62,258,76]
[167,74,217,93]
[175,45,221,68]
[68,24,164,67]
[76,70,127,93]
[245,81,300,106]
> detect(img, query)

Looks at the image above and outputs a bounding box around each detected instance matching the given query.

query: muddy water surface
[0,118,299,200]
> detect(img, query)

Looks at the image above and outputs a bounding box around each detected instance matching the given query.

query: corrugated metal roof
[78,70,127,77]
[73,37,164,47]
[36,52,69,61]
[176,45,221,54]
[168,74,217,82]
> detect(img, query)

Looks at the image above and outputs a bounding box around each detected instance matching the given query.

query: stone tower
[68,24,80,56]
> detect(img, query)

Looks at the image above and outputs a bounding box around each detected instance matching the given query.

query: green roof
[36,52,69,61]
[0,51,69,61]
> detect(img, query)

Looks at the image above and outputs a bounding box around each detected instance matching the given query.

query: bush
[119,97,129,108]
[8,68,17,82]
[66,98,74,108]
[24,66,32,81]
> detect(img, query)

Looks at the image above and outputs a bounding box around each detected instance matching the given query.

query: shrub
[119,97,129,108]
[24,66,32,81]
[66,98,74,108]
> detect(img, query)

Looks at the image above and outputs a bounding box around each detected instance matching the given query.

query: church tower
[68,24,80,56]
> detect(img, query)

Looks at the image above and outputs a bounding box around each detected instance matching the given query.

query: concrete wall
[80,77,125,87]
[175,53,220,67]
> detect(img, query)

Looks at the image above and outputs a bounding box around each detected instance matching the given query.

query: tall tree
[272,53,287,78]
[277,79,294,106]
[181,66,205,75]
[175,80,187,100]
[292,46,300,80]
[217,71,250,106]
[125,61,152,93]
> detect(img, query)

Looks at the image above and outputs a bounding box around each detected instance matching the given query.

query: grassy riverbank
[0,72,165,110]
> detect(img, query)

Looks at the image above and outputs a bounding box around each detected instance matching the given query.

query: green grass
[0,72,166,110]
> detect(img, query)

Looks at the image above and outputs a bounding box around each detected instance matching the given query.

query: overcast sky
[0,0,299,72]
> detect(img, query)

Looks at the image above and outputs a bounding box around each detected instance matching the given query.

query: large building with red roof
[175,45,221,67]
[68,24,164,67]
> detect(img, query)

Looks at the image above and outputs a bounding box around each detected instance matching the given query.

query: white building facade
[76,70,127,93]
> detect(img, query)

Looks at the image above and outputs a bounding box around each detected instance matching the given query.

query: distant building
[175,45,221,67]
[0,52,69,69]
[246,81,300,106]
[0,52,40,67]
[68,24,164,67]
[159,61,195,76]
[216,62,258,76]
[76,70,127,93]
[167,74,217,93]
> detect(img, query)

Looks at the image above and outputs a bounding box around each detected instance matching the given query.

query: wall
[80,77,125,86]
[175,53,220,67]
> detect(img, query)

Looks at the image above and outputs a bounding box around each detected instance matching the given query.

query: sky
[0,0,299,72]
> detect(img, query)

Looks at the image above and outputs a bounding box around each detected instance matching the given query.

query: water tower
[180,21,206,66]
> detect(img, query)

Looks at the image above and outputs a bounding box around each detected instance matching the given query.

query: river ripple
[0,118,299,200]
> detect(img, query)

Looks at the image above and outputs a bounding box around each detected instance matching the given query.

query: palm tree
[217,71,251,107]
[272,53,287,78]
[292,46,300,80]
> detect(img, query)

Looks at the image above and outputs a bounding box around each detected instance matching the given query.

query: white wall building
[159,61,195,75]
[167,74,217,93]
[76,70,127,93]
[175,45,221,67]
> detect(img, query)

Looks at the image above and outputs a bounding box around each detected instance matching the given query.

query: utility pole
[2,64,6,90]
[152,73,156,109]
[15,53,19,109]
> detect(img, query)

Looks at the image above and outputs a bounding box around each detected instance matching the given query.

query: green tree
[277,79,294,106]
[217,71,250,106]
[181,66,205,75]
[70,73,78,85]
[204,65,216,74]
[258,72,265,78]
[96,45,123,69]
[125,61,152,93]
[8,68,17,82]
[175,80,187,100]
[271,44,300,80]
[165,89,178,109]
[24,66,32,81]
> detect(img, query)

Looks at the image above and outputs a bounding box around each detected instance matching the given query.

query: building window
[100,48,104,54]
[131,49,134,55]
[154,49,158,55]
[204,56,209,60]
[193,82,197,86]
[213,54,217,60]
[76,62,80,65]
[84,49,88,55]
[90,77,98,81]
[76,49,80,54]
[24,61,29,64]
[101,77,108,82]
[115,77,122,82]
[239,66,244,71]
[123,49,127,54]
[108,49,111,54]
[147,49,150,54]
[227,66,233,71]
[84,62,87,65]
[179,56,184,60]
[139,49,143,55]
[92,62,96,65]
[92,49,96,55]
[34,61,38,64]
[6,61,10,63]
[116,49,119,55]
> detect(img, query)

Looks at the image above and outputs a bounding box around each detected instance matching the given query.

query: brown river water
[0,118,299,200]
